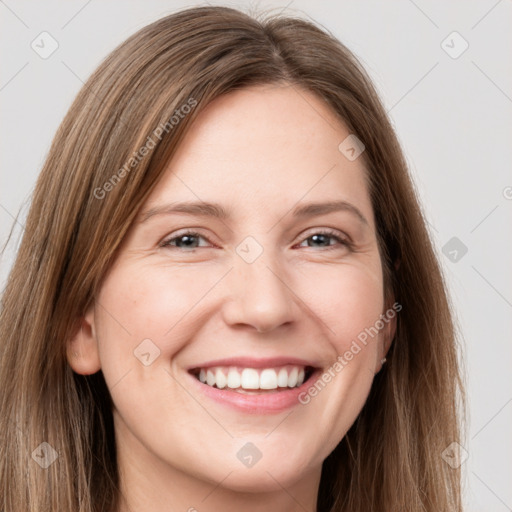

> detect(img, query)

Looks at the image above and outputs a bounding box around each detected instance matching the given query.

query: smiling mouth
[189,364,316,393]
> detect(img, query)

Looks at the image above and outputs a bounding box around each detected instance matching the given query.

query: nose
[221,249,299,334]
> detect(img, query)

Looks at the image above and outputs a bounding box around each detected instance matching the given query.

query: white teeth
[195,365,310,391]
[227,368,241,388]
[206,370,215,387]
[277,368,288,387]
[215,368,227,389]
[259,369,278,389]
[241,368,259,389]
[288,367,298,387]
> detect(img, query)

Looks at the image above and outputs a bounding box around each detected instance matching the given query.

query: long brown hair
[0,6,465,511]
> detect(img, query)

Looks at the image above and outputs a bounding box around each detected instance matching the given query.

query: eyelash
[160,229,352,252]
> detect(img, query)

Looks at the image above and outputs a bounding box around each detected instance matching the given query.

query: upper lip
[187,356,321,372]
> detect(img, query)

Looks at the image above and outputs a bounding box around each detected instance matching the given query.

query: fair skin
[67,83,395,512]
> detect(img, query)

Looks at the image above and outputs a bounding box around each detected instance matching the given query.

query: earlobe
[66,307,101,375]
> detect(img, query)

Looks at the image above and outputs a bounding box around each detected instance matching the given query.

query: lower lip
[187,369,322,414]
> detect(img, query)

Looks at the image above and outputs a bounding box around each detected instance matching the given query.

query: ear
[66,303,101,375]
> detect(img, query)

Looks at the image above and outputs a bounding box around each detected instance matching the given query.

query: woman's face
[70,84,394,499]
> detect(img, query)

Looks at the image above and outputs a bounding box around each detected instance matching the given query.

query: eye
[160,231,212,250]
[160,228,352,251]
[296,229,352,250]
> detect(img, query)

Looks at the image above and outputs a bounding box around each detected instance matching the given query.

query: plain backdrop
[1,1,511,510]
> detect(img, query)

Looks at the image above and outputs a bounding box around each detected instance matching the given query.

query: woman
[0,5,465,511]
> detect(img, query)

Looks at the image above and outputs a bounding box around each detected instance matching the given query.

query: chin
[215,464,306,494]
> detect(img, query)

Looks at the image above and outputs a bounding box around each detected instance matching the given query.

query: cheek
[90,254,386,479]
[93,263,220,379]
[96,256,384,365]
[299,259,384,355]
[295,264,384,442]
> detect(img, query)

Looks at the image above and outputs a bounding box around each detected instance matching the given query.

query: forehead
[145,84,374,229]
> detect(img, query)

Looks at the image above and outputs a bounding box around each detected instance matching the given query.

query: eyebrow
[139,200,369,226]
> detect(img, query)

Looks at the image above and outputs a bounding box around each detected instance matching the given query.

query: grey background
[1,1,511,509]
